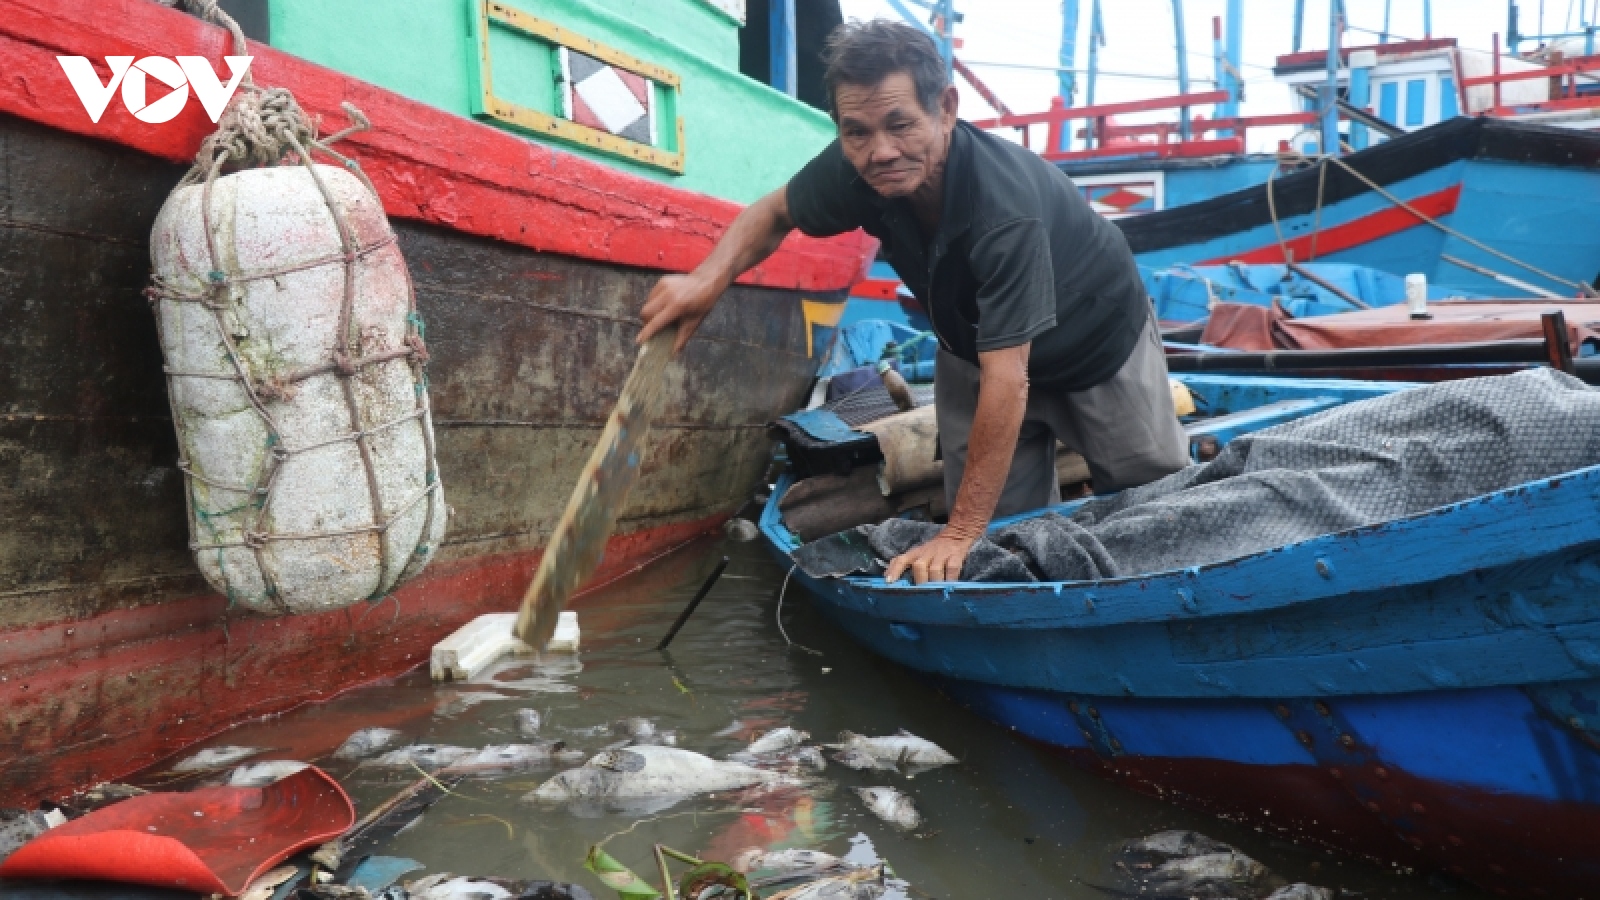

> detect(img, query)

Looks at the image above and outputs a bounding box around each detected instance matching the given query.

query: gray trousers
[937,313,1190,518]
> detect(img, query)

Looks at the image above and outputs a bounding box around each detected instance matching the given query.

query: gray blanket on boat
[792,369,1600,582]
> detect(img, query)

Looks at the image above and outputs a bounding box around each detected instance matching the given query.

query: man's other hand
[639,273,718,355]
[884,531,977,584]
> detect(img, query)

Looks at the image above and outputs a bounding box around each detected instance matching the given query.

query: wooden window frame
[468,0,686,174]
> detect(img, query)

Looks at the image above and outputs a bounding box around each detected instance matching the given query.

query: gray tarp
[793,370,1600,582]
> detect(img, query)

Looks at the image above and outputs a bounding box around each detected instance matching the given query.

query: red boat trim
[849,278,901,301]
[1199,184,1463,265]
[0,0,875,292]
[0,512,723,807]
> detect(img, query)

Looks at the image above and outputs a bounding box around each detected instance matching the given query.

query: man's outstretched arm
[638,188,796,354]
[884,342,1030,584]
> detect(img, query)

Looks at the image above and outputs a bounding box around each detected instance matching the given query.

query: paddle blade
[514,325,678,648]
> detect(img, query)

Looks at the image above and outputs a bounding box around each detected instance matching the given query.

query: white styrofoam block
[546,610,581,653]
[430,611,581,680]
[430,613,531,682]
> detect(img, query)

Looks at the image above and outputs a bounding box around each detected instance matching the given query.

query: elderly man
[638,20,1188,584]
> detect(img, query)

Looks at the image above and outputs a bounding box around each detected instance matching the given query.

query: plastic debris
[431,614,536,682]
[334,728,405,761]
[583,847,661,900]
[345,857,424,894]
[0,767,353,896]
[852,787,920,830]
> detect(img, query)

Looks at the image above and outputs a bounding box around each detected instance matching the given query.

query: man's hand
[639,273,719,354]
[636,188,795,356]
[884,529,978,584]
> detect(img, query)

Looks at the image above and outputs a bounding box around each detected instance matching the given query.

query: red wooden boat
[0,0,872,805]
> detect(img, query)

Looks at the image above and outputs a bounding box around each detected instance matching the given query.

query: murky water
[142,536,1483,899]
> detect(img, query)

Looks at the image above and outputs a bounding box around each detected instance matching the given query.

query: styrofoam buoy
[149,163,445,614]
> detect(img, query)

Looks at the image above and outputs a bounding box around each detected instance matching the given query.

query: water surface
[148,537,1480,899]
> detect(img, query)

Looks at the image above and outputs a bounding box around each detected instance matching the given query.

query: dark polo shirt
[787,120,1147,391]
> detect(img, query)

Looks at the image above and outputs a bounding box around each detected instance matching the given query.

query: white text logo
[57,56,252,124]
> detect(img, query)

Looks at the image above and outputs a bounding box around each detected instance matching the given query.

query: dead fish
[731,746,827,774]
[407,874,515,900]
[711,720,746,739]
[435,691,512,717]
[765,865,887,900]
[724,518,760,542]
[1141,851,1271,898]
[227,760,310,786]
[333,727,404,761]
[369,744,474,770]
[829,748,897,772]
[732,846,849,875]
[452,743,564,775]
[746,726,809,756]
[1122,829,1233,861]
[300,886,370,899]
[1266,886,1335,900]
[610,717,677,746]
[516,709,543,738]
[171,745,262,772]
[528,745,791,804]
[853,786,921,829]
[827,730,956,769]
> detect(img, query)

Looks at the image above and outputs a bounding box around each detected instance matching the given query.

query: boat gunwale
[762,406,1600,632]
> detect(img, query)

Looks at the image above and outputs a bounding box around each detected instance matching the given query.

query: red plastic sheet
[0,767,353,896]
[1200,301,1600,352]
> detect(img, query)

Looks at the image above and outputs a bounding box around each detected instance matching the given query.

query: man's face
[834,72,957,199]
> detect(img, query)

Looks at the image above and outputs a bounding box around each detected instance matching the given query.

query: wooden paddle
[513,324,679,648]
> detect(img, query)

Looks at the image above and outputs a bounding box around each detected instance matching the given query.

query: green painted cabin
[217,0,844,203]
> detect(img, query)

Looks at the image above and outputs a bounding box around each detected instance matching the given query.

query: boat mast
[1085,0,1104,146]
[1381,0,1391,43]
[770,0,797,96]
[1293,0,1306,52]
[1322,0,1344,155]
[1172,0,1192,140]
[1059,0,1080,151]
[1219,0,1243,136]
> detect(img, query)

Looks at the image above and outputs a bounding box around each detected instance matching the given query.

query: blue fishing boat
[761,365,1600,896]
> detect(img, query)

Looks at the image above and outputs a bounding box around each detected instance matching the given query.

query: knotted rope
[145,0,442,612]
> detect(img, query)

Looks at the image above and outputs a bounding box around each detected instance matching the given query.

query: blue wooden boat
[1123,116,1600,299]
[762,372,1600,897]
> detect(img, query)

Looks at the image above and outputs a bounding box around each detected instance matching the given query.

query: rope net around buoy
[145,0,443,613]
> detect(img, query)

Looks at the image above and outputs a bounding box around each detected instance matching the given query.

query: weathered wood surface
[0,114,833,803]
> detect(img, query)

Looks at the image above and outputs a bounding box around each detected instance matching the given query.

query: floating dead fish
[610,717,677,746]
[227,760,311,786]
[731,846,849,875]
[300,885,370,899]
[435,691,513,717]
[451,743,566,775]
[516,709,542,738]
[746,726,808,756]
[711,720,746,739]
[1121,829,1233,861]
[528,746,793,809]
[1140,851,1271,899]
[828,748,897,772]
[852,786,920,830]
[765,864,887,900]
[171,745,262,772]
[724,518,760,542]
[334,727,404,761]
[369,744,475,771]
[730,746,827,774]
[0,809,65,863]
[1266,885,1335,900]
[406,873,594,900]
[827,731,956,769]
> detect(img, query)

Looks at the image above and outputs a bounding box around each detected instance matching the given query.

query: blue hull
[1119,117,1600,298]
[763,374,1600,896]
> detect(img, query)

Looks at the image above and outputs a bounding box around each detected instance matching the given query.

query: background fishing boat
[0,0,873,806]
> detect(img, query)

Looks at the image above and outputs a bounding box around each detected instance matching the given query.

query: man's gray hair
[821,20,950,119]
